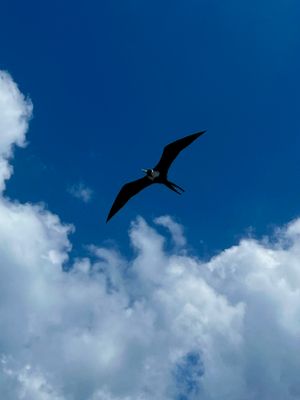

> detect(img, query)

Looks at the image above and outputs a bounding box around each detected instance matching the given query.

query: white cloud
[68,182,93,203]
[0,71,32,192]
[154,215,186,247]
[1,358,64,400]
[1,71,300,400]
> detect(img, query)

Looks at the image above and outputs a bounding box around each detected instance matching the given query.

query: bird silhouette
[106,130,206,222]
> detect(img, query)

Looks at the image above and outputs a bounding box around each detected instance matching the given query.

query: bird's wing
[106,176,153,222]
[154,130,206,175]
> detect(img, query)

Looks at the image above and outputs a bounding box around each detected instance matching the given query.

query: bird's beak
[141,169,147,174]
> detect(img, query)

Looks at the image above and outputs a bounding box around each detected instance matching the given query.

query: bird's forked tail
[165,181,185,195]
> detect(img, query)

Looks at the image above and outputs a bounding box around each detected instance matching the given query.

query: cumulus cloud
[154,215,186,247]
[1,71,300,400]
[0,70,32,192]
[68,182,93,203]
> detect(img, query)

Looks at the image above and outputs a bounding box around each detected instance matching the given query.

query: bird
[106,130,206,222]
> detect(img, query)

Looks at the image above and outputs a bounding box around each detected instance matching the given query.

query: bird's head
[141,168,153,177]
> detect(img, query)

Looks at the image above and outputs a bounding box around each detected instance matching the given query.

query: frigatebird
[106,130,206,222]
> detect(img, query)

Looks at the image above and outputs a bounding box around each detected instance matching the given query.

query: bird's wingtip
[192,130,207,138]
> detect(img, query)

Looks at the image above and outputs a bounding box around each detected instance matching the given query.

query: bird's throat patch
[148,170,160,181]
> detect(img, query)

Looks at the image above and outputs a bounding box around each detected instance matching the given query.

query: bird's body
[142,168,184,193]
[143,169,160,181]
[106,130,206,222]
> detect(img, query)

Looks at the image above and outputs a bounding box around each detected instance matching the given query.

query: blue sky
[1,0,300,256]
[1,1,300,399]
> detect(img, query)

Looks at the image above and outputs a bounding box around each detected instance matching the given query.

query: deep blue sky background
[1,0,300,257]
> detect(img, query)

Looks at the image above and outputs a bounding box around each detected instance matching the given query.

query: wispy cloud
[1,71,300,400]
[68,182,93,203]
[154,215,186,247]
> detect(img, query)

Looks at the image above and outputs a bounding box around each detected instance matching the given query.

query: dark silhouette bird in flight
[106,130,206,222]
